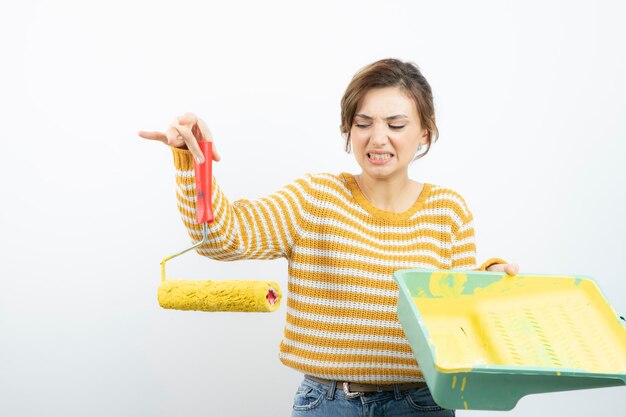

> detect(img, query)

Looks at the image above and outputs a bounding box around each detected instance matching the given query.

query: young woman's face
[350,87,428,180]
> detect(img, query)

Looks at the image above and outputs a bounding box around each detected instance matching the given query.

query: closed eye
[355,124,405,129]
[354,123,406,129]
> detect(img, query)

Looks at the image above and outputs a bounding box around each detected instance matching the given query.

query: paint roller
[158,141,282,312]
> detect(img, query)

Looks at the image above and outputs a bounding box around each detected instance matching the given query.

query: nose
[370,123,388,147]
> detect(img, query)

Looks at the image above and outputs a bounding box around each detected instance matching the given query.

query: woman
[139,58,518,416]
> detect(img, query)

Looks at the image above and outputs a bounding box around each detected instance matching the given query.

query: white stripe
[175,169,195,178]
[290,260,447,281]
[297,232,452,253]
[264,196,295,248]
[266,185,307,241]
[290,277,398,298]
[285,322,407,344]
[281,338,416,359]
[216,189,261,250]
[176,197,227,234]
[252,201,286,258]
[425,191,469,218]
[451,250,475,261]
[278,353,417,370]
[452,264,477,271]
[285,323,409,345]
[309,173,347,190]
[272,190,303,244]
[297,189,457,236]
[457,219,473,233]
[237,203,269,259]
[176,177,224,219]
[304,178,370,217]
[288,292,397,314]
[178,181,196,191]
[251,203,274,255]
[176,187,195,203]
[300,372,424,383]
[178,198,232,244]
[301,212,452,247]
[289,307,402,329]
[453,235,476,247]
[177,200,195,218]
[292,246,451,268]
[257,198,287,255]
[177,190,249,258]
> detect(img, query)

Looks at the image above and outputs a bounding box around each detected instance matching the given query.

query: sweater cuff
[476,257,508,271]
[171,146,195,170]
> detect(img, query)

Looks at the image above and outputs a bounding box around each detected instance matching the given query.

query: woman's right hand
[138,112,221,164]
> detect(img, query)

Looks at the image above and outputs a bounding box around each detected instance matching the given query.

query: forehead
[355,86,418,117]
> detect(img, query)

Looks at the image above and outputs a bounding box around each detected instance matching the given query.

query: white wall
[1,0,625,416]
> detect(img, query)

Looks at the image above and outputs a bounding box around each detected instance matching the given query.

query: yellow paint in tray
[413,273,626,374]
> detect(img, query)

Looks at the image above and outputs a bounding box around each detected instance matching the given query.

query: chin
[363,166,395,179]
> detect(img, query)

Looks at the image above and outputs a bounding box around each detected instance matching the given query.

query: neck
[355,172,420,213]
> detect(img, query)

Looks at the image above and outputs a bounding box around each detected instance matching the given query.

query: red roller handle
[193,141,214,224]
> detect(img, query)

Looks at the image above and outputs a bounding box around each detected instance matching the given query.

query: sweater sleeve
[171,147,305,260]
[450,206,478,270]
[448,193,508,271]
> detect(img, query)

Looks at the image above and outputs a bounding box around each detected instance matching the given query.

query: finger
[487,263,519,275]
[211,142,221,162]
[197,118,220,161]
[505,263,520,276]
[165,126,186,148]
[138,130,168,143]
[196,118,212,140]
[177,112,198,126]
[175,123,204,164]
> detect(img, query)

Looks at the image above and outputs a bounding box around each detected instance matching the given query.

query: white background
[1,0,625,416]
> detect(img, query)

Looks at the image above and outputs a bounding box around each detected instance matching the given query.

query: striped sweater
[171,147,497,383]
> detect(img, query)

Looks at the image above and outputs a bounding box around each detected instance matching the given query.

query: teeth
[368,153,392,160]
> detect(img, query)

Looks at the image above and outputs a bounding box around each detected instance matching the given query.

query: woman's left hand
[486,263,519,275]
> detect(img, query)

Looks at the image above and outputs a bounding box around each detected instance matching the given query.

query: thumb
[212,142,221,161]
[487,263,519,275]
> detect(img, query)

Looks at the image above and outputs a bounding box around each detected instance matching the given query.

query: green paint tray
[394,270,626,410]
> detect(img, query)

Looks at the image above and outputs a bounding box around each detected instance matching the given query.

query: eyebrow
[355,113,409,121]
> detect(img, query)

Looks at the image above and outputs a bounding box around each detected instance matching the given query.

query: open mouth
[367,152,394,161]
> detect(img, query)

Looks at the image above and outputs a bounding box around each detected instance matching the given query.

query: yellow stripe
[279,358,424,382]
[283,329,409,350]
[263,197,290,250]
[298,215,459,242]
[452,256,476,269]
[288,269,399,291]
[281,345,418,366]
[452,242,476,254]
[290,255,449,274]
[286,314,406,338]
[455,228,475,241]
[288,283,397,306]
[291,252,449,274]
[289,299,398,322]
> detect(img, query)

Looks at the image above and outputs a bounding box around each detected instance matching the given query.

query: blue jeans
[292,377,455,417]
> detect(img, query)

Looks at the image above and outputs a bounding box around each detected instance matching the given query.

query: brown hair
[340,58,439,160]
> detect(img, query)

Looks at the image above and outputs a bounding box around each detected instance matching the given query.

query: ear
[420,128,430,145]
[344,132,352,153]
